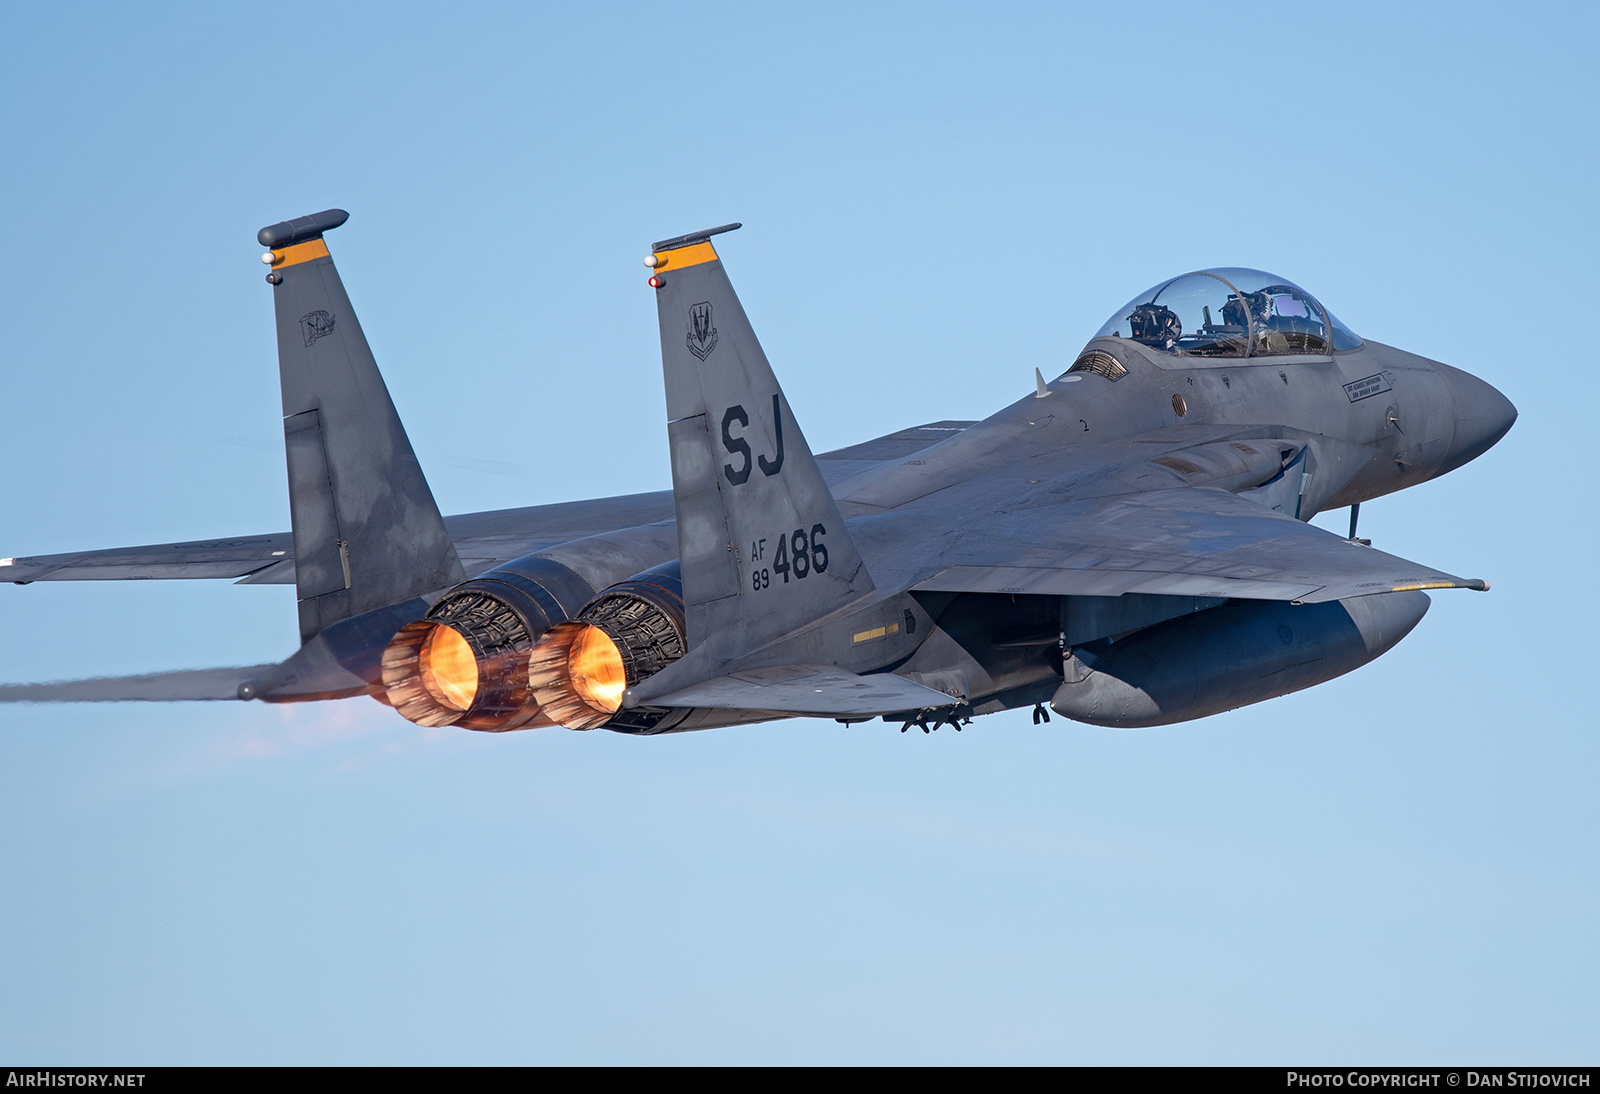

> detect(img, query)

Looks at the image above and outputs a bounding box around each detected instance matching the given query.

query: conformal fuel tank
[1050,592,1431,727]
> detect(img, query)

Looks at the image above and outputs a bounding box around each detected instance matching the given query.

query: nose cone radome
[1437,362,1517,474]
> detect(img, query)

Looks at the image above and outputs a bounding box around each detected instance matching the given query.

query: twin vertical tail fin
[260,210,464,642]
[646,225,873,659]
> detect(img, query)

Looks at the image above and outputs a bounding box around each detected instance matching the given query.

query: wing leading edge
[913,486,1487,604]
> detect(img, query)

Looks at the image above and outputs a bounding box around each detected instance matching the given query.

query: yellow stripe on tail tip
[270,238,330,268]
[649,240,718,270]
[1390,580,1490,592]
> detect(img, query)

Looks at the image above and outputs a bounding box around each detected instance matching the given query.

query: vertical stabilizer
[259,210,464,641]
[648,225,873,655]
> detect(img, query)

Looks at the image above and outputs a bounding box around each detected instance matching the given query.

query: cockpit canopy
[1092,268,1362,358]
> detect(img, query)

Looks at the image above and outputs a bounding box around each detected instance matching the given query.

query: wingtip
[1389,579,1490,593]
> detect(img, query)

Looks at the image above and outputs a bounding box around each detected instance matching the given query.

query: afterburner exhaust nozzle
[384,620,480,720]
[378,555,598,732]
[381,612,550,731]
[527,622,621,730]
[525,563,689,734]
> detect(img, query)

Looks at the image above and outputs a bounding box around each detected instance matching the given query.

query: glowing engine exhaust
[526,563,688,733]
[380,556,595,731]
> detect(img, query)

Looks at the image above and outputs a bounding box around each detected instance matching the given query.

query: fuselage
[831,335,1515,527]
[380,262,1519,731]
[796,288,1517,724]
[1060,334,1515,508]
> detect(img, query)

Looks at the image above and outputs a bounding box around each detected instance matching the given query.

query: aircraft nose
[1436,362,1517,473]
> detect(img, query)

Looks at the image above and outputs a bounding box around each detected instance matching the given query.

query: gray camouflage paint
[0,214,1516,729]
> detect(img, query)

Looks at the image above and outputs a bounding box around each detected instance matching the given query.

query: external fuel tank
[1050,592,1431,727]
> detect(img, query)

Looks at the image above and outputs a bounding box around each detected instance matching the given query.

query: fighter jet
[0,211,1517,731]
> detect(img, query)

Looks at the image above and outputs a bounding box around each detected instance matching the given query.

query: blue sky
[1,0,1595,1063]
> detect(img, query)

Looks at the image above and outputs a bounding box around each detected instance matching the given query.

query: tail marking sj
[720,394,785,486]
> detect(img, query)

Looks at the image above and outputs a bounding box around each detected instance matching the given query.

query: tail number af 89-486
[750,525,828,591]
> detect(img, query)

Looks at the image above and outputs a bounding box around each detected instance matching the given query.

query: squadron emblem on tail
[300,310,337,346]
[686,301,718,360]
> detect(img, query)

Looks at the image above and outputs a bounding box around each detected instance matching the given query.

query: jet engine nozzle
[410,620,479,711]
[379,556,597,731]
[381,606,544,731]
[527,563,688,733]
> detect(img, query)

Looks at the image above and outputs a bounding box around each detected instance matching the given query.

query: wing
[913,485,1487,604]
[3,421,977,585]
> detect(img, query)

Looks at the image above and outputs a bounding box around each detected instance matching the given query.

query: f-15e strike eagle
[0,211,1516,731]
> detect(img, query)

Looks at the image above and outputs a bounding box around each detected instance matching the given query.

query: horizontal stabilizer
[647,663,957,716]
[0,665,279,703]
[1,534,294,583]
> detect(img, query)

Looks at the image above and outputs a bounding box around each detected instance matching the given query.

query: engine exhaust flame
[383,620,476,727]
[568,625,626,713]
[381,615,551,731]
[526,623,615,730]
[377,556,604,731]
[524,573,688,732]
[419,625,478,711]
